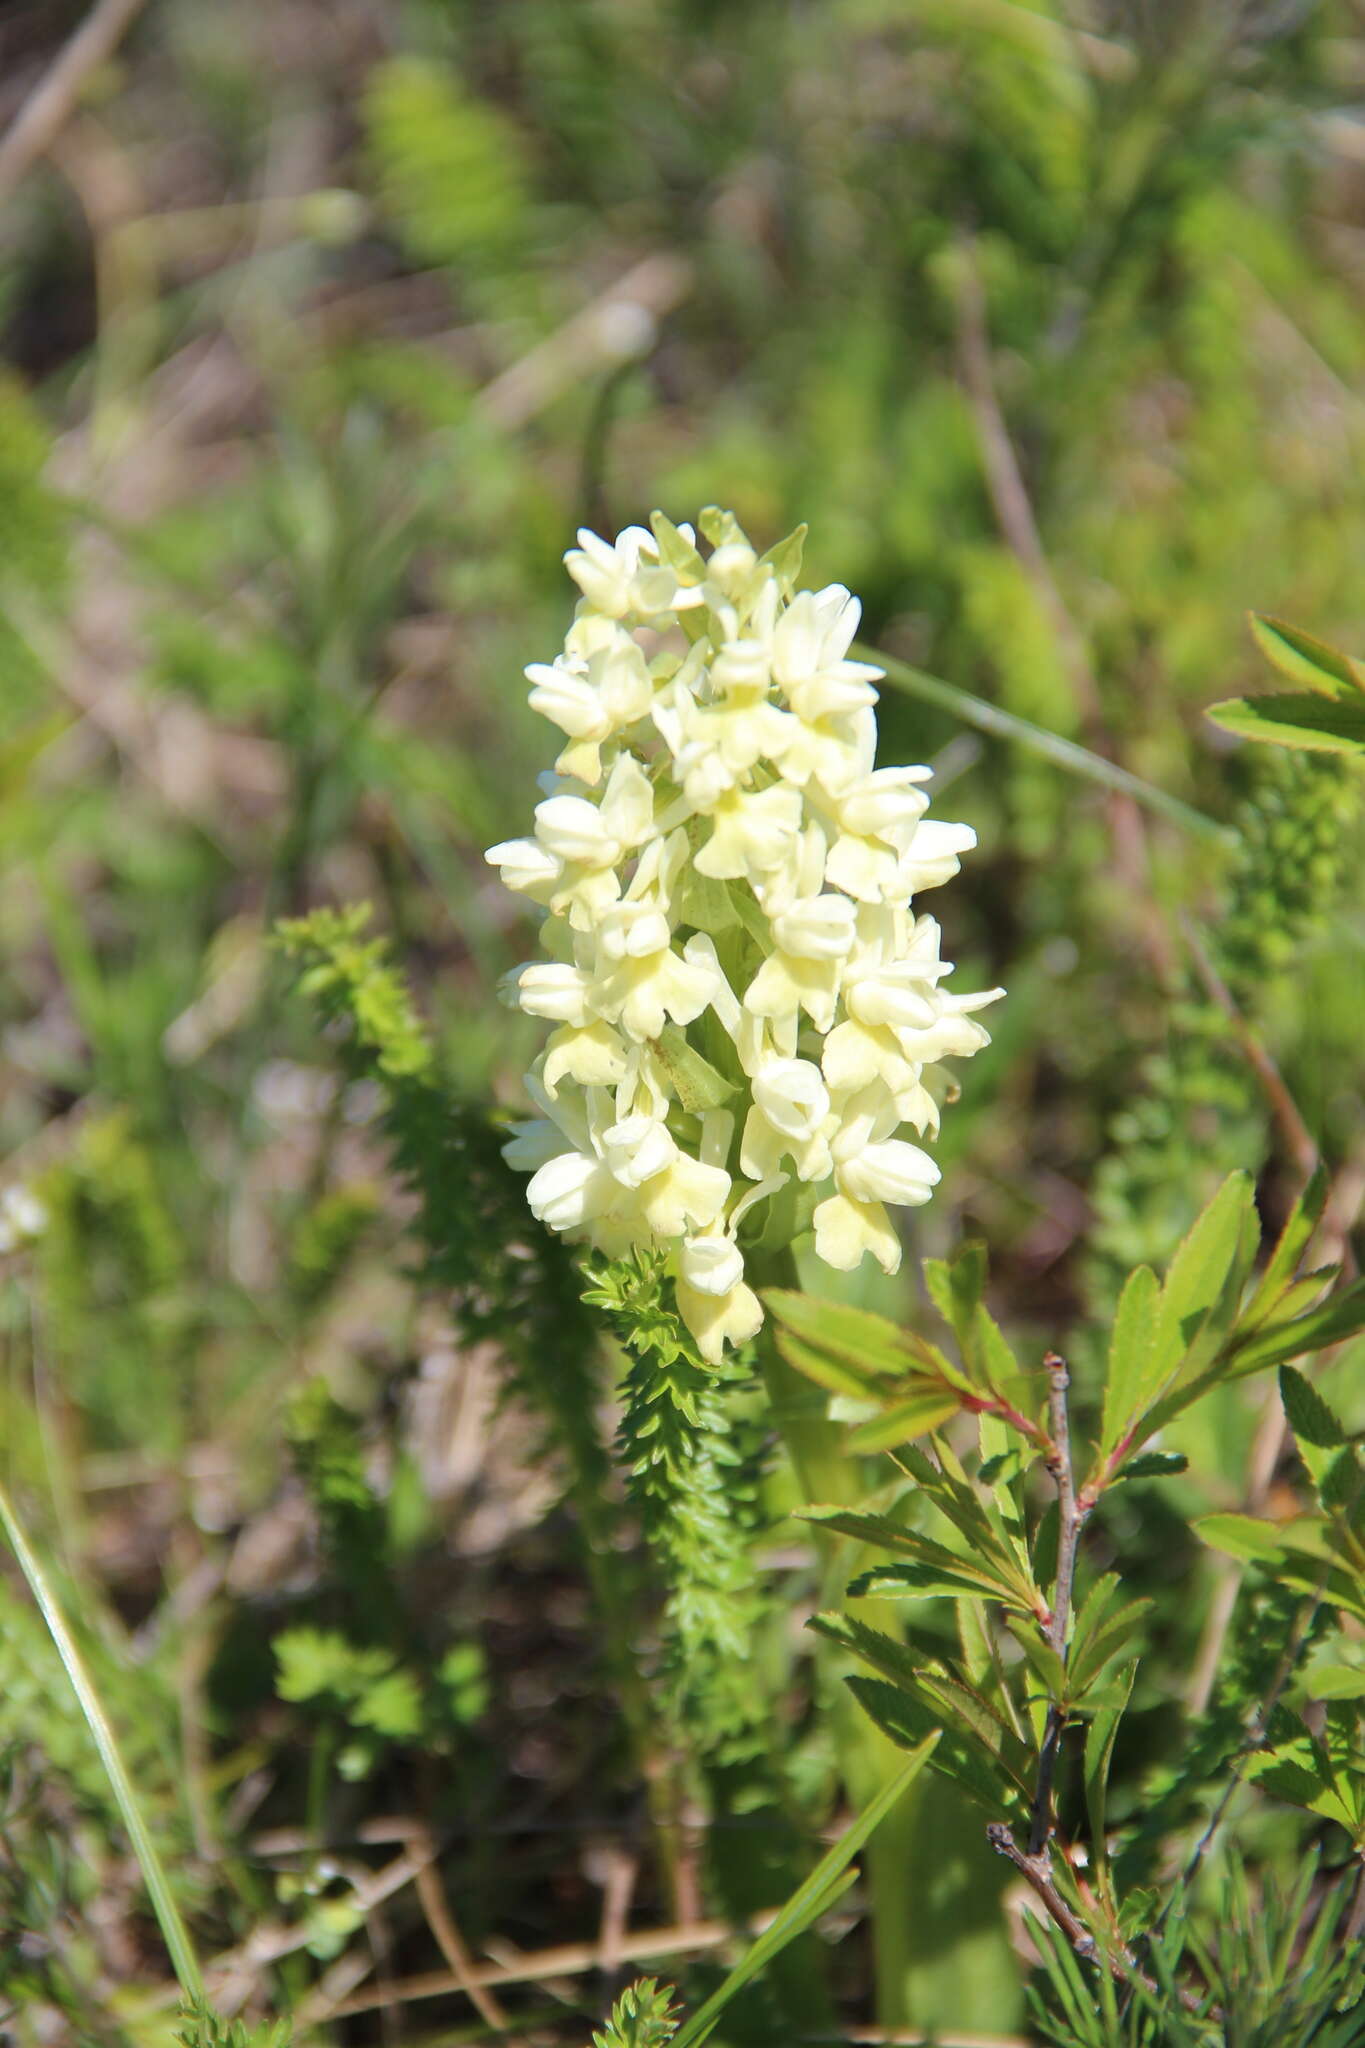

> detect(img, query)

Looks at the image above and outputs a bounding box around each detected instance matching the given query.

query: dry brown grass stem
[302,1906,784,2024]
[0,0,148,208]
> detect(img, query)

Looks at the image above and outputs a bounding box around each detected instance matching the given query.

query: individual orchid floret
[486,507,1002,1363]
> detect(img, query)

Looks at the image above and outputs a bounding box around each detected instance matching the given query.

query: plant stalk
[0,1475,208,2010]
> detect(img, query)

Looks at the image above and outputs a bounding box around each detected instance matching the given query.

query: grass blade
[0,1476,207,2008]
[865,644,1235,845]
[670,1734,939,2048]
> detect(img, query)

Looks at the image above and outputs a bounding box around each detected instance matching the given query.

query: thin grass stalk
[865,645,1234,846]
[0,1473,208,2010]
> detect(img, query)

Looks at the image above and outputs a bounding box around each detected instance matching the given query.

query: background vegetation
[1,1,1364,2042]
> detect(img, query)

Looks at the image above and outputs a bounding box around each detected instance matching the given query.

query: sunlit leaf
[1206,692,1365,755]
[1248,615,1365,699]
[1101,1263,1160,1458]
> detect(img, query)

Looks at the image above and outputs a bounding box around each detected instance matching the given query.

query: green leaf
[846,1389,962,1451]
[924,1242,1021,1396]
[846,1676,1030,1819]
[649,1026,736,1112]
[1002,1620,1068,1701]
[894,1442,1002,1552]
[924,1246,982,1353]
[1226,1277,1365,1377]
[808,1610,924,1689]
[1242,1712,1355,1829]
[1240,1169,1330,1331]
[1279,1366,1346,1451]
[1248,615,1365,699]
[808,1504,1037,1613]
[649,511,707,585]
[1084,1661,1136,1904]
[678,868,740,935]
[847,1560,1022,1608]
[592,1978,679,2048]
[776,1332,885,1403]
[1112,1452,1188,1483]
[757,523,808,596]
[1206,692,1365,755]
[669,1736,939,2048]
[1242,1269,1336,1334]
[1154,1172,1257,1372]
[1101,1264,1160,1456]
[1067,1573,1121,1665]
[1320,1447,1362,1516]
[913,1669,1019,1756]
[764,1290,933,1385]
[1137,1175,1264,1439]
[353,1666,424,1739]
[1068,1597,1152,1698]
[1194,1514,1326,1566]
[363,56,529,271]
[1303,1665,1365,1701]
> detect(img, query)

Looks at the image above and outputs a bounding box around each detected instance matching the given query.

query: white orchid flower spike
[487,509,1001,1362]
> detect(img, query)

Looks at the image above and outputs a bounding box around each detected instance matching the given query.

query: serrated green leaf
[1320,1446,1362,1516]
[1101,1263,1160,1456]
[847,1679,1010,1810]
[1226,1277,1365,1377]
[808,1609,923,1688]
[847,1388,962,1451]
[1002,1620,1068,1701]
[913,1668,1017,1755]
[764,1290,929,1383]
[1279,1365,1346,1451]
[1243,1736,1355,1829]
[925,1242,1021,1396]
[809,1502,1037,1613]
[957,1596,996,1694]
[1155,1172,1257,1369]
[775,1332,882,1402]
[1248,615,1365,699]
[1206,692,1365,754]
[896,1439,1007,1549]
[1242,1268,1336,1334]
[1114,1451,1188,1483]
[1240,1169,1330,1331]
[1134,1176,1264,1441]
[845,1678,1021,1818]
[847,1560,1022,1607]
[1068,1573,1121,1660]
[1069,1597,1152,1697]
